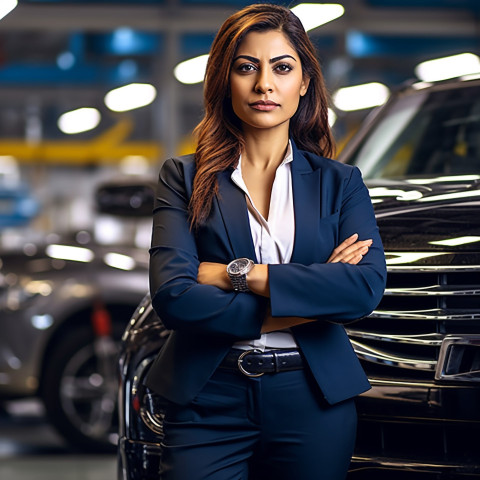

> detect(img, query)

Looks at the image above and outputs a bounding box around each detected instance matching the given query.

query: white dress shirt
[231,141,298,351]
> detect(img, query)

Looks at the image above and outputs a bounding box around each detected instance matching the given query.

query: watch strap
[229,273,250,292]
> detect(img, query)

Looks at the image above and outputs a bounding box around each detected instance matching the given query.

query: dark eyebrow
[232,54,297,64]
[270,54,297,63]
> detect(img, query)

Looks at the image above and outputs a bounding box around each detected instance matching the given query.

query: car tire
[41,322,122,453]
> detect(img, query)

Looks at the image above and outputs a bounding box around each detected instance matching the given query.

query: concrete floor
[0,399,116,480]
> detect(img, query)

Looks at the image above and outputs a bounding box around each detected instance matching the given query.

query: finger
[339,240,372,258]
[329,245,370,264]
[329,233,359,258]
[341,246,369,264]
[329,243,370,262]
[331,235,371,259]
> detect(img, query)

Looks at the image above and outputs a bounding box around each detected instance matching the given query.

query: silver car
[0,181,153,452]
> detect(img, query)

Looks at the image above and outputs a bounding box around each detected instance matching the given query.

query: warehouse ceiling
[1,0,479,157]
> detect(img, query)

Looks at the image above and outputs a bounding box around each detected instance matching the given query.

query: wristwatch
[226,258,255,292]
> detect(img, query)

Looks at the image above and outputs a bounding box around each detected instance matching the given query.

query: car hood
[366,178,480,266]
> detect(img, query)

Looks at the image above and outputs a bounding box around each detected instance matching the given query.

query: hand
[197,262,232,290]
[327,233,372,264]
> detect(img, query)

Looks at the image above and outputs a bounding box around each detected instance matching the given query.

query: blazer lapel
[216,169,258,261]
[290,143,321,264]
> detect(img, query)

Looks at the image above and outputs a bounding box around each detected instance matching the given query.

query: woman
[145,4,386,479]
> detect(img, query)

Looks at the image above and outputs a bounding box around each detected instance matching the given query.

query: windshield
[346,83,480,180]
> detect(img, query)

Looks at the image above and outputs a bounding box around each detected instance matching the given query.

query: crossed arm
[197,232,373,333]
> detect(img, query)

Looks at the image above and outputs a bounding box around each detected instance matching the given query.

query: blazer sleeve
[268,166,386,322]
[149,158,267,340]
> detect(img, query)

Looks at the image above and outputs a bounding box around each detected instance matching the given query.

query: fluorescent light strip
[104,83,157,112]
[291,3,345,32]
[415,53,480,82]
[0,0,17,21]
[333,82,390,112]
[46,245,94,263]
[104,253,136,271]
[58,108,101,135]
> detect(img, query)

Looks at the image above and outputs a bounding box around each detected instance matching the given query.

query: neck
[241,125,290,170]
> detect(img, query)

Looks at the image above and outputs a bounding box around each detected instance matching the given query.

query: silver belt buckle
[237,349,265,377]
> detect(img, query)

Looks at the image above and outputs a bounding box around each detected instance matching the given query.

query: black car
[117,76,480,479]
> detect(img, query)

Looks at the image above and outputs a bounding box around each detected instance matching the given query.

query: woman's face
[229,29,309,135]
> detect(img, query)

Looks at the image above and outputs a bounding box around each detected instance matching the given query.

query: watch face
[229,258,250,275]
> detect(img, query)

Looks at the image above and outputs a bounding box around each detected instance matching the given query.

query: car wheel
[41,322,121,452]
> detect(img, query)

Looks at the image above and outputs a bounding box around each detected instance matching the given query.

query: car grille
[347,264,480,382]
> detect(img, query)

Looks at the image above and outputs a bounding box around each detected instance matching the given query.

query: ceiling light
[328,108,337,127]
[0,0,17,21]
[104,253,136,271]
[333,82,390,111]
[415,53,480,82]
[291,3,345,32]
[174,54,209,85]
[58,108,101,134]
[46,245,94,263]
[461,72,480,81]
[104,83,157,112]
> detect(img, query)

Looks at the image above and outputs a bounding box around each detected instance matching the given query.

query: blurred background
[0,0,479,479]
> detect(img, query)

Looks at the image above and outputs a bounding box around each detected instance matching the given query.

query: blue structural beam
[346,31,480,59]
[0,62,151,86]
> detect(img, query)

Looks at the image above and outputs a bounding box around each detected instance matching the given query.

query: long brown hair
[190,3,335,227]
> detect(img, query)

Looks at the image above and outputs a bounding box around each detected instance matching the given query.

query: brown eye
[237,63,257,73]
[274,63,293,74]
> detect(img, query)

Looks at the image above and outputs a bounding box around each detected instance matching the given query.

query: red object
[91,303,112,337]
[132,395,141,412]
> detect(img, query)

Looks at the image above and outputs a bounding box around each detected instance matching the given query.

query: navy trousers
[159,366,357,480]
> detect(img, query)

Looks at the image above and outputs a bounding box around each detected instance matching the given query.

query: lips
[249,100,279,111]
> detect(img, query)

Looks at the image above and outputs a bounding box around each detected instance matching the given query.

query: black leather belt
[219,349,304,377]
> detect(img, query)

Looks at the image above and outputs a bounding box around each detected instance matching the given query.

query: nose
[254,69,273,94]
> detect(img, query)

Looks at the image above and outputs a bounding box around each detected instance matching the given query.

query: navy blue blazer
[145,141,386,406]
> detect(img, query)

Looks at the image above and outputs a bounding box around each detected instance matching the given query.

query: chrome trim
[347,330,443,346]
[122,295,153,342]
[435,335,480,382]
[131,358,152,396]
[130,357,165,435]
[368,378,452,388]
[351,339,437,370]
[140,407,164,437]
[385,285,480,296]
[350,455,480,473]
[386,265,480,272]
[370,309,480,320]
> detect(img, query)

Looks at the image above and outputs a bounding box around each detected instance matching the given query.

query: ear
[300,75,310,97]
